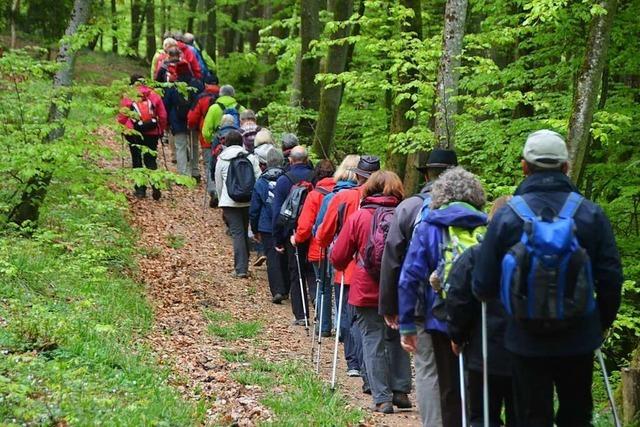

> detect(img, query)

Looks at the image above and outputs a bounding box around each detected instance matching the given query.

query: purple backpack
[360,205,396,280]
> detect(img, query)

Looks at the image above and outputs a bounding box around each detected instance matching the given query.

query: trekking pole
[331,274,345,390]
[120,134,127,169]
[596,348,622,427]
[481,301,489,427]
[310,252,321,360]
[315,252,328,372]
[459,351,467,427]
[294,246,309,336]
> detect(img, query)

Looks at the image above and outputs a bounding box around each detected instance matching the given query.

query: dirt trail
[109,136,422,426]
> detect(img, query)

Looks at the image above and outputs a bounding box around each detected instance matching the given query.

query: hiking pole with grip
[459,351,467,427]
[294,246,309,336]
[331,274,345,389]
[481,301,489,427]
[596,348,622,427]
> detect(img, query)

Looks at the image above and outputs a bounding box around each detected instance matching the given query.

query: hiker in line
[187,74,220,203]
[378,149,457,426]
[239,110,262,154]
[473,130,623,427]
[153,36,201,80]
[316,156,380,388]
[272,145,316,325]
[215,130,261,278]
[331,171,412,414]
[399,167,488,427]
[182,32,214,81]
[253,129,275,164]
[313,155,361,358]
[202,85,244,144]
[280,133,299,168]
[291,159,336,336]
[158,47,196,177]
[250,147,289,302]
[446,195,515,427]
[117,74,168,200]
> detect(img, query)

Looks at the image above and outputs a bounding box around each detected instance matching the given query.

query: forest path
[106,135,421,426]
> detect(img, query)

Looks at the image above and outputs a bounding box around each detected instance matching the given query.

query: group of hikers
[117,31,624,427]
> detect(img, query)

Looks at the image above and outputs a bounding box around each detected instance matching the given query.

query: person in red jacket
[331,170,412,414]
[153,37,202,80]
[187,74,220,204]
[117,74,168,200]
[316,155,380,386]
[292,159,336,336]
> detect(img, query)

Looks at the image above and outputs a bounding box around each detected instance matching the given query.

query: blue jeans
[312,261,333,334]
[334,284,367,379]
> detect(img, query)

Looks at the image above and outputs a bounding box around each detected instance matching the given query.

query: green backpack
[431,210,485,321]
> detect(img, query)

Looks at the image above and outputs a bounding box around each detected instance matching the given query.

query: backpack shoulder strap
[216,101,226,111]
[508,195,536,221]
[557,192,584,219]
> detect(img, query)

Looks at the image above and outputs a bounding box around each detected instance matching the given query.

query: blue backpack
[500,192,596,333]
[217,102,241,128]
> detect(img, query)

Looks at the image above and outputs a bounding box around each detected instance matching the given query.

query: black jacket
[447,246,511,376]
[473,172,623,357]
[379,184,431,316]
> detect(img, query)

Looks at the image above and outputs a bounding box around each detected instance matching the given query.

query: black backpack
[277,171,314,233]
[226,153,256,203]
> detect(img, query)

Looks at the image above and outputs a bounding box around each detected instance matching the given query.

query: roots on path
[108,135,422,426]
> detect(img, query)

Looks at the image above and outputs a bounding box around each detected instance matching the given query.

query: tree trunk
[186,0,198,33]
[129,0,146,55]
[247,0,261,51]
[10,0,21,49]
[623,367,640,425]
[567,0,617,183]
[159,0,166,36]
[205,0,217,62]
[434,0,468,149]
[111,0,118,53]
[297,0,321,144]
[312,0,354,158]
[386,0,423,190]
[8,0,92,227]
[145,0,156,62]
[232,2,247,53]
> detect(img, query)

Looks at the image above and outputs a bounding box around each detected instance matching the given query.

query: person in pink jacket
[117,74,168,200]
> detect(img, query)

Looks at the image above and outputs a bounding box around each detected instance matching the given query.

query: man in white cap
[473,129,622,427]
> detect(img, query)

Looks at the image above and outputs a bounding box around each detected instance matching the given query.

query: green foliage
[204,309,263,341]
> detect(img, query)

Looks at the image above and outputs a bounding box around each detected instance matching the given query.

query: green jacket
[202,95,245,142]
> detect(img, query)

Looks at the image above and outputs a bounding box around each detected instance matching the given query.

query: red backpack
[131,98,158,133]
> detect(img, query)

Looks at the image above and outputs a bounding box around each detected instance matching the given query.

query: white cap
[523,130,568,168]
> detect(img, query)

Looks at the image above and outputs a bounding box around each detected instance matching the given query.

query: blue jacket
[313,180,358,236]
[399,202,487,335]
[162,87,188,134]
[250,167,285,234]
[473,172,623,357]
[271,163,314,244]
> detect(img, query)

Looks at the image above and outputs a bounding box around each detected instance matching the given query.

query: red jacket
[153,42,202,80]
[316,186,364,285]
[117,85,168,137]
[187,84,220,148]
[330,195,401,308]
[294,177,336,262]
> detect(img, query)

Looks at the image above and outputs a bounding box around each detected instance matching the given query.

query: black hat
[415,149,458,171]
[354,155,381,178]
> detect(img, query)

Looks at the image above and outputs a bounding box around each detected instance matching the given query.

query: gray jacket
[378,183,431,316]
[214,145,261,208]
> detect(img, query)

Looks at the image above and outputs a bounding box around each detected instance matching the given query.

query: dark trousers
[127,134,158,192]
[262,232,288,297]
[468,370,515,427]
[433,331,462,427]
[511,352,594,427]
[285,240,314,320]
[222,207,250,275]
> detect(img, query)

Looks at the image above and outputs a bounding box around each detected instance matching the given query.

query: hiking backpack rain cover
[500,192,596,333]
[226,153,256,203]
[131,98,158,133]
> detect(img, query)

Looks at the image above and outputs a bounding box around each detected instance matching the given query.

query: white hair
[220,114,236,127]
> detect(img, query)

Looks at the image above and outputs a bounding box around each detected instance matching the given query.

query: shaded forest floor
[104,133,423,426]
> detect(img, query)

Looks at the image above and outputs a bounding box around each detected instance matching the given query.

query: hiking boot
[392,392,412,409]
[281,294,289,301]
[192,175,201,183]
[374,402,394,414]
[292,319,308,326]
[321,331,332,338]
[272,294,284,304]
[209,197,218,208]
[253,255,267,267]
[152,188,161,201]
[134,188,146,199]
[362,385,371,395]
[235,272,248,279]
[347,369,361,377]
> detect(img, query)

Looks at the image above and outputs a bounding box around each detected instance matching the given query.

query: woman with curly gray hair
[397,166,488,427]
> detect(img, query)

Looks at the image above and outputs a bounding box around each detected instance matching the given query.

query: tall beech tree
[297,0,321,143]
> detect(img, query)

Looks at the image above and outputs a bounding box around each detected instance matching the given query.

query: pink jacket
[117,85,168,137]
